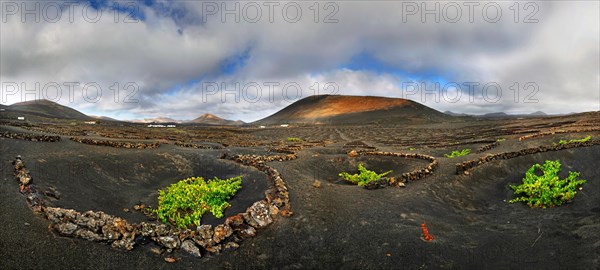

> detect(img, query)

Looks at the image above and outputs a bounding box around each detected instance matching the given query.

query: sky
[1,0,599,122]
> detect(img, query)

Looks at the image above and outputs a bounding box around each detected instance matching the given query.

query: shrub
[287,137,302,142]
[444,149,471,158]
[557,135,591,145]
[408,147,416,151]
[153,176,242,228]
[497,138,506,142]
[509,160,586,208]
[339,163,392,186]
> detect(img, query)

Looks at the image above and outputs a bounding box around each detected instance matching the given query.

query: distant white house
[259,126,266,129]
[148,124,176,128]
[17,116,25,120]
[280,124,289,127]
[84,121,97,125]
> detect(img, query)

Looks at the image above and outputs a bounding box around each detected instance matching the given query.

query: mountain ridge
[3,99,92,120]
[190,113,244,125]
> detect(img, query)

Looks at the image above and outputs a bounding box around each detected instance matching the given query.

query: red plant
[421,222,434,241]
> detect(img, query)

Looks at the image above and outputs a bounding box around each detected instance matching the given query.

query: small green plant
[287,137,302,142]
[497,138,506,142]
[444,149,471,158]
[557,135,591,145]
[153,176,242,229]
[408,147,416,151]
[339,163,392,186]
[509,160,586,208]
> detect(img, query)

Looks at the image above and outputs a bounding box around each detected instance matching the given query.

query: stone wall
[518,128,599,141]
[456,140,600,174]
[360,151,439,184]
[477,141,500,153]
[11,152,295,259]
[174,141,224,149]
[1,131,61,142]
[70,137,160,149]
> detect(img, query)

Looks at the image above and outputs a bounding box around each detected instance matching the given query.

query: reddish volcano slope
[190,114,244,125]
[255,95,451,125]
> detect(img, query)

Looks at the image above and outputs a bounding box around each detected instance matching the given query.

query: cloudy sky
[1,0,598,122]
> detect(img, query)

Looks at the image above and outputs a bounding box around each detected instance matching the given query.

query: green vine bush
[444,149,471,158]
[509,160,586,208]
[153,176,242,228]
[339,163,392,186]
[557,135,591,146]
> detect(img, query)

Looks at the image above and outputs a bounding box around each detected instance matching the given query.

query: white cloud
[1,1,598,121]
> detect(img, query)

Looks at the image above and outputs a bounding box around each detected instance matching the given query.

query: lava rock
[223,241,239,251]
[279,205,293,217]
[56,222,78,236]
[102,224,122,240]
[156,235,180,249]
[205,244,222,254]
[112,238,135,251]
[363,178,389,190]
[244,201,273,228]
[181,240,202,257]
[236,224,257,238]
[224,214,244,229]
[74,229,103,241]
[212,224,233,244]
[197,224,213,240]
[139,222,157,237]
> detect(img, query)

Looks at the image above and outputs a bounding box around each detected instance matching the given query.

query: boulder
[156,235,180,249]
[244,201,273,228]
[181,240,202,257]
[224,214,244,229]
[236,224,257,238]
[197,224,213,240]
[212,224,233,244]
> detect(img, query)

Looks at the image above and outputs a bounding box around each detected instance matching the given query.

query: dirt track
[1,114,599,269]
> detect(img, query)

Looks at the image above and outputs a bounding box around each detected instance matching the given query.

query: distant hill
[254,95,451,125]
[3,99,92,120]
[530,111,547,116]
[480,112,509,118]
[131,117,181,123]
[189,114,244,125]
[90,115,120,122]
[444,111,470,117]
[478,111,551,118]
